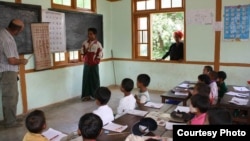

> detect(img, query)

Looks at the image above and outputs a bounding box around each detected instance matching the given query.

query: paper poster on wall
[186,9,214,25]
[42,10,66,52]
[31,23,52,70]
[223,5,250,41]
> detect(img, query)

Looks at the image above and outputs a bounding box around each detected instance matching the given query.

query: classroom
[0,0,250,140]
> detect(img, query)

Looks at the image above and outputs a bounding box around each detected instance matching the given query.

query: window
[132,0,185,60]
[51,0,96,13]
[54,51,82,66]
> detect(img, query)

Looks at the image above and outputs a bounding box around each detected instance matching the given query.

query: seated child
[78,113,103,141]
[198,74,211,85]
[93,87,114,125]
[204,107,232,125]
[135,74,151,105]
[116,78,136,118]
[189,94,210,125]
[216,71,228,103]
[208,71,218,105]
[191,82,210,96]
[23,109,48,141]
[203,65,213,75]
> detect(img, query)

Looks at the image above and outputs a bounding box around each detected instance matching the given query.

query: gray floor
[0,86,165,141]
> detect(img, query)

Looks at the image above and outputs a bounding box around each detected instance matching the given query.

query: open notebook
[42,128,67,141]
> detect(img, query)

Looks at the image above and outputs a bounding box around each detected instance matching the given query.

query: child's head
[192,83,210,96]
[137,74,150,89]
[78,113,103,140]
[88,27,97,41]
[217,71,227,83]
[208,71,218,81]
[205,107,232,125]
[120,78,134,94]
[25,109,46,134]
[190,94,210,114]
[203,66,213,75]
[95,87,111,106]
[198,74,211,85]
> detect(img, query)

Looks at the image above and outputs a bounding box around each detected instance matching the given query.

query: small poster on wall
[31,23,52,70]
[223,5,250,41]
[42,10,66,52]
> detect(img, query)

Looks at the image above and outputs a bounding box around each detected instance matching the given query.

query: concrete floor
[0,86,165,141]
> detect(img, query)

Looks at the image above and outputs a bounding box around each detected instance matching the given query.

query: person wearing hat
[156,31,184,61]
[125,117,167,141]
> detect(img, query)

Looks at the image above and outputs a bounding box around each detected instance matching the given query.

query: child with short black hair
[93,87,114,125]
[135,74,151,105]
[216,71,228,103]
[78,113,103,141]
[191,82,210,97]
[23,109,48,141]
[203,65,213,75]
[208,71,218,105]
[198,74,211,85]
[116,78,136,118]
[189,94,210,125]
[204,107,232,125]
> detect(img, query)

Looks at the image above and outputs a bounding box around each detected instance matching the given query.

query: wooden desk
[97,104,173,141]
[160,81,193,106]
[218,85,250,124]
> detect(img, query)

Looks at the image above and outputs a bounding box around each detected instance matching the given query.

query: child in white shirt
[208,71,218,105]
[116,78,136,118]
[135,74,151,105]
[93,87,114,125]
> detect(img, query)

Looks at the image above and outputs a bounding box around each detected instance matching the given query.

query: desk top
[160,81,193,99]
[219,85,250,110]
[97,104,174,141]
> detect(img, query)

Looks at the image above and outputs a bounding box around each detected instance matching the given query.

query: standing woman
[81,28,103,101]
[157,31,184,61]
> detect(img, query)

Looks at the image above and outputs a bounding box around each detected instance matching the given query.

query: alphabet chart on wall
[31,23,52,70]
[223,5,250,41]
[42,10,66,52]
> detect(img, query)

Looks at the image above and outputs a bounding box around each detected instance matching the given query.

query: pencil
[50,134,59,140]
[107,132,130,135]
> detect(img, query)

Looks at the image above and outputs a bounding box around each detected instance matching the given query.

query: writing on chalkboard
[49,9,103,50]
[0,1,41,54]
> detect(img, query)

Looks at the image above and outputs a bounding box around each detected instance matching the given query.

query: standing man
[81,28,103,101]
[0,19,28,128]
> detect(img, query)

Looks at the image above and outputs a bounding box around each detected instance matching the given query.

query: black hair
[121,78,134,92]
[207,107,232,125]
[95,87,111,105]
[204,66,213,73]
[78,113,103,139]
[137,74,150,87]
[194,83,210,96]
[198,74,211,85]
[25,109,46,133]
[217,71,227,81]
[190,94,210,113]
[8,19,22,31]
[88,27,97,34]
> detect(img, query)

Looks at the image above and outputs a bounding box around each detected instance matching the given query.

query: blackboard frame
[0,1,41,54]
[48,8,103,51]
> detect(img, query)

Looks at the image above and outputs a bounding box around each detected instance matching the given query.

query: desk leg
[161,97,165,103]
